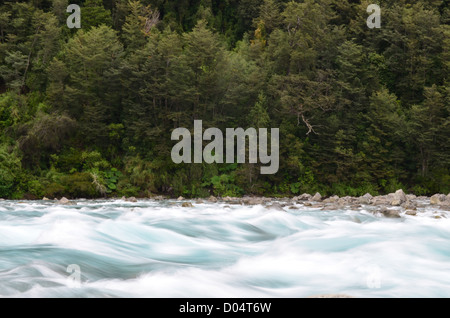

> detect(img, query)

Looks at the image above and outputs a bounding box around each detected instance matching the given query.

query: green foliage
[0,1,448,199]
[81,0,113,30]
[0,145,21,198]
[202,173,244,197]
[59,172,98,198]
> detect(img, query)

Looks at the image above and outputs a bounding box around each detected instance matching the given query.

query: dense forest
[0,0,449,199]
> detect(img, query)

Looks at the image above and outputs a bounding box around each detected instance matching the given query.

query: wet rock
[293,193,311,201]
[127,197,138,202]
[379,207,400,218]
[223,196,232,202]
[395,189,407,202]
[177,196,184,201]
[310,192,322,202]
[358,193,372,205]
[323,195,339,204]
[59,197,76,205]
[371,196,389,206]
[242,197,263,205]
[405,210,417,216]
[288,206,299,210]
[351,216,362,223]
[406,194,417,201]
[303,202,312,207]
[195,199,204,204]
[433,212,446,219]
[181,202,193,208]
[390,189,406,206]
[208,196,218,203]
[431,194,447,205]
[42,197,50,201]
[321,205,340,211]
[265,203,285,211]
[401,201,416,210]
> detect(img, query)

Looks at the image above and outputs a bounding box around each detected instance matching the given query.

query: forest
[0,0,449,199]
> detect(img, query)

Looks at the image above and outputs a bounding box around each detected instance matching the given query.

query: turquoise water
[0,199,449,297]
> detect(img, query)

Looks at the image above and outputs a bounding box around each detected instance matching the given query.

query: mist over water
[0,200,449,298]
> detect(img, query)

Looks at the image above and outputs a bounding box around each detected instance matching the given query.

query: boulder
[371,196,390,206]
[401,201,416,210]
[177,196,184,201]
[321,205,340,211]
[379,207,401,218]
[265,203,285,211]
[195,199,204,204]
[242,197,263,205]
[390,189,406,205]
[358,194,372,205]
[338,197,352,205]
[42,197,50,201]
[248,198,263,205]
[310,192,322,202]
[288,206,299,210]
[127,197,138,202]
[223,196,232,202]
[430,194,441,205]
[294,193,312,201]
[208,196,218,203]
[323,195,339,204]
[59,197,76,205]
[181,202,193,208]
[405,210,417,216]
[406,194,417,201]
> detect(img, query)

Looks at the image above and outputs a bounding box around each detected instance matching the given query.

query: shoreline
[2,190,449,218]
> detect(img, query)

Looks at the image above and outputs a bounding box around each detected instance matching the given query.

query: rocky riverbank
[158,189,450,219]
[33,189,450,219]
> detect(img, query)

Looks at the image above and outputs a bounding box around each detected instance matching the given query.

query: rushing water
[0,199,449,298]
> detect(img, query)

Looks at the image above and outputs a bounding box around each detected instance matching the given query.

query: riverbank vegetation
[0,0,449,199]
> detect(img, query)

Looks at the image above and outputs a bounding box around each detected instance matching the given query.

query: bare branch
[300,113,318,136]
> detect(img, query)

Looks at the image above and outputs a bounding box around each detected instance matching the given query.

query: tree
[409,85,449,177]
[48,25,123,147]
[81,0,113,30]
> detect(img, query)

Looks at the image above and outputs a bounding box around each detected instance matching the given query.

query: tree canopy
[0,0,448,199]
